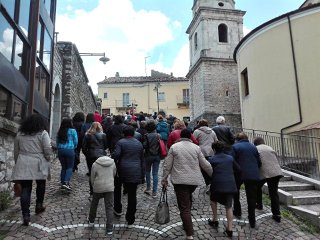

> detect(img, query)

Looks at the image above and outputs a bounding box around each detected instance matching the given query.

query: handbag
[13,182,22,197]
[154,187,170,224]
[158,138,167,159]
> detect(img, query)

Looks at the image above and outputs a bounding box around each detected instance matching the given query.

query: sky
[55,0,304,93]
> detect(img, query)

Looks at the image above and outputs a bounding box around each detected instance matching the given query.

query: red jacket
[94,113,102,123]
[167,129,198,149]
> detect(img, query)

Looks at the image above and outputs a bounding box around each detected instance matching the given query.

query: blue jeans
[58,148,75,184]
[145,155,160,193]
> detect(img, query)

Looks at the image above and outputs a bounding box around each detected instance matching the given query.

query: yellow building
[97,70,190,120]
[234,3,320,134]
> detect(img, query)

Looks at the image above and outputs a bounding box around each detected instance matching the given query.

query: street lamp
[78,52,110,64]
[153,81,161,114]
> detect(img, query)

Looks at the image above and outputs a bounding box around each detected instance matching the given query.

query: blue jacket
[156,121,169,141]
[112,137,144,184]
[57,128,78,150]
[208,153,239,193]
[232,139,261,181]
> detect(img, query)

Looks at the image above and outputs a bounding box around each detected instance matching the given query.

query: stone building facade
[0,41,97,192]
[50,42,97,139]
[186,0,245,127]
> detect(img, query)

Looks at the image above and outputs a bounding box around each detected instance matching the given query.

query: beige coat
[11,130,52,181]
[162,138,212,186]
[256,144,283,179]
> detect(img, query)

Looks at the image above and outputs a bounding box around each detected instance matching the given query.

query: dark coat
[72,121,84,151]
[82,132,107,160]
[112,137,144,184]
[208,153,240,193]
[232,139,261,181]
[143,132,160,156]
[106,123,126,152]
[212,125,235,148]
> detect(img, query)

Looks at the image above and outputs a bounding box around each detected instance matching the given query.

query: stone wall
[56,42,97,119]
[0,117,19,194]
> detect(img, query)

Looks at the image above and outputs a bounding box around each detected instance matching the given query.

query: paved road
[0,155,319,239]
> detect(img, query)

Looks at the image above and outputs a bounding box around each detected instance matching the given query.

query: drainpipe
[280,15,302,159]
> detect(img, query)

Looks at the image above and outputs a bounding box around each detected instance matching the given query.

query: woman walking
[143,119,160,198]
[207,141,240,237]
[57,118,78,191]
[112,125,144,226]
[254,137,283,222]
[82,122,108,198]
[11,114,52,226]
[162,129,212,240]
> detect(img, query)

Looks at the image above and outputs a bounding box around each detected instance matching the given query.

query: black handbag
[154,187,170,224]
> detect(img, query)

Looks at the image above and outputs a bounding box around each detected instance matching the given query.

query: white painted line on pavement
[0,212,273,235]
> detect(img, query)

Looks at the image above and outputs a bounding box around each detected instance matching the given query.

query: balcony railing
[176,96,190,108]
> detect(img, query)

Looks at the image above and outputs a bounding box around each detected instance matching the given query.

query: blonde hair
[173,120,186,130]
[86,122,103,135]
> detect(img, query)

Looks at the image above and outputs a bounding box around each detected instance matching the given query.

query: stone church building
[186,0,245,127]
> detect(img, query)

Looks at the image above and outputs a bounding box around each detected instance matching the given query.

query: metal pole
[156,83,159,113]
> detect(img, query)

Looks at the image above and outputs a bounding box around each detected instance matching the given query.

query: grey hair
[216,116,225,124]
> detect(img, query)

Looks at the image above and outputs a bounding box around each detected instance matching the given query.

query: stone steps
[262,169,320,227]
[278,181,315,191]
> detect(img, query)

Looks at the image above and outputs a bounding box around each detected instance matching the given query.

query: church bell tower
[186,0,245,127]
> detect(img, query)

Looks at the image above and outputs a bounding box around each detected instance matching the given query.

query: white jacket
[162,138,212,186]
[91,156,116,193]
[193,126,218,157]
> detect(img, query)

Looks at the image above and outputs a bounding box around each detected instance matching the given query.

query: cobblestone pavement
[1,155,319,240]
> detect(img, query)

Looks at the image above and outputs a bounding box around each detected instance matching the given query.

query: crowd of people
[11,112,283,239]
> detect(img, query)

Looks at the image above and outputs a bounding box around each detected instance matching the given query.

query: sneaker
[106,228,113,235]
[62,183,72,191]
[144,188,151,195]
[113,210,123,216]
[152,192,157,198]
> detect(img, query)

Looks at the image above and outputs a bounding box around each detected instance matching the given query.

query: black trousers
[123,182,138,224]
[113,176,123,213]
[20,180,46,218]
[256,176,281,216]
[233,179,258,226]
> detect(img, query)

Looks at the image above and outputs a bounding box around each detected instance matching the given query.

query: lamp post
[78,52,110,64]
[153,81,161,114]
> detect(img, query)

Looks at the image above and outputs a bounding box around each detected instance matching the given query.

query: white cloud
[56,0,180,93]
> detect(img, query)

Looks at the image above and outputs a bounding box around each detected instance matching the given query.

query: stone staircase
[262,169,320,226]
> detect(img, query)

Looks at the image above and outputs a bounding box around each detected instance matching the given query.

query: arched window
[194,32,198,50]
[218,24,228,43]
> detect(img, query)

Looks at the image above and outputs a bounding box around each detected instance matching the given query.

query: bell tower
[186,0,245,127]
